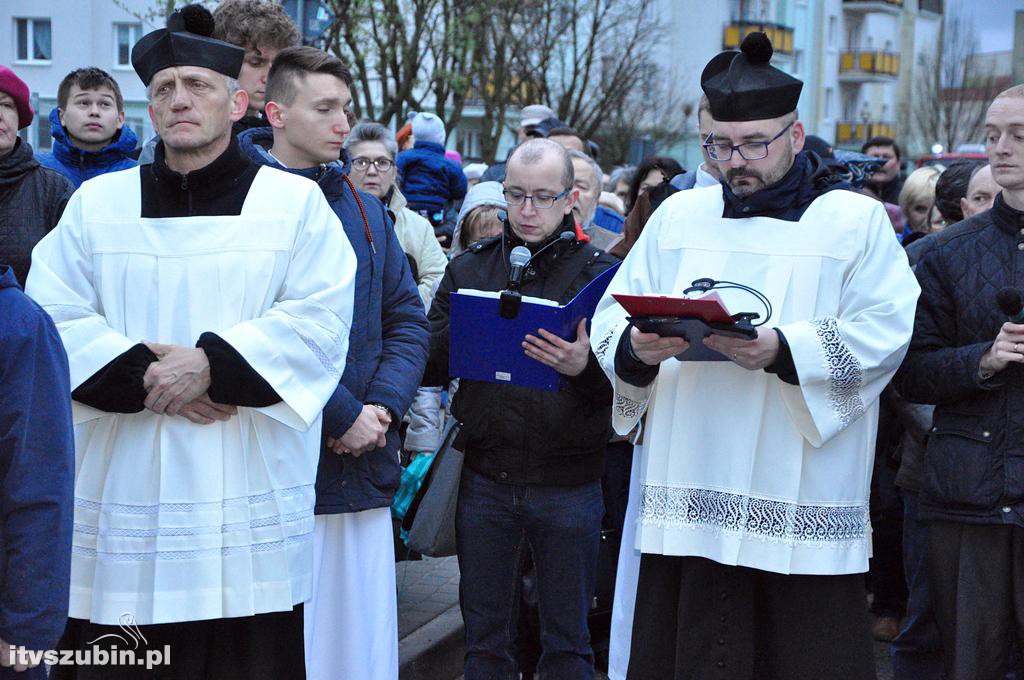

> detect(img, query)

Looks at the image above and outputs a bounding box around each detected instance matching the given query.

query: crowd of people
[1,2,1023,680]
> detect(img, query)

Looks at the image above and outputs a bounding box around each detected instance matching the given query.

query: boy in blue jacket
[239,47,428,680]
[36,68,137,187]
[0,265,74,678]
[396,112,467,244]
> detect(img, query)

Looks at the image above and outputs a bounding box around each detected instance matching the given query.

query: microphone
[508,246,531,290]
[997,287,1024,323]
[499,231,577,319]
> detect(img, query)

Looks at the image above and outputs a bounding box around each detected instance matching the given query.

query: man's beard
[725,154,793,198]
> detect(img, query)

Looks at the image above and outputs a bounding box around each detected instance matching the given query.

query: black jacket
[423,219,618,486]
[0,139,73,286]
[894,194,1024,525]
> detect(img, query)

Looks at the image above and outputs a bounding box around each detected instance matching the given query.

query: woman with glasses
[344,122,447,308]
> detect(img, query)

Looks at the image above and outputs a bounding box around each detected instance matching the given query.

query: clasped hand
[143,342,236,424]
[328,404,391,456]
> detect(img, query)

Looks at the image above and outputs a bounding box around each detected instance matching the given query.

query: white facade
[648,0,943,163]
[1,0,160,151]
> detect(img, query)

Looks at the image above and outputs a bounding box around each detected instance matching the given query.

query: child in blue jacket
[396,113,468,221]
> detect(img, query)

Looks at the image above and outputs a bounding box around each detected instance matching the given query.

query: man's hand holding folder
[523,318,591,376]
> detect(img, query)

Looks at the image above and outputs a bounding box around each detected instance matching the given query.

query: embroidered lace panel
[639,484,868,544]
[811,317,865,427]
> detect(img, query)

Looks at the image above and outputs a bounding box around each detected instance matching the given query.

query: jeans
[456,466,603,680]
[891,491,944,680]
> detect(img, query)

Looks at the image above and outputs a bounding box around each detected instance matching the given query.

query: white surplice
[26,166,356,625]
[590,185,919,576]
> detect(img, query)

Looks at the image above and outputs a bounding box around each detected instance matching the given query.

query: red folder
[611,292,735,324]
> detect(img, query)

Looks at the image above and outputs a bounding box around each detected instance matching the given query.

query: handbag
[402,418,464,557]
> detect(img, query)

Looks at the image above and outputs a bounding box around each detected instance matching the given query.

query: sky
[948,0,1023,53]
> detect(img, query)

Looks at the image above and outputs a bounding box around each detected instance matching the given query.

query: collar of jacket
[413,140,446,154]
[0,265,18,290]
[990,192,1024,237]
[720,150,851,222]
[238,126,348,202]
[152,135,252,195]
[0,138,39,188]
[47,107,138,170]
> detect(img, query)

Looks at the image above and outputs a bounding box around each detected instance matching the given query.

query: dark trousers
[928,521,1024,680]
[455,466,603,680]
[891,492,944,680]
[49,605,305,680]
[869,458,908,618]
[627,554,876,680]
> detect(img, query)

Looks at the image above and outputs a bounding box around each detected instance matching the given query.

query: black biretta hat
[131,4,244,86]
[701,32,803,122]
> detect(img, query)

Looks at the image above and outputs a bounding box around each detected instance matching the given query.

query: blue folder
[449,263,620,392]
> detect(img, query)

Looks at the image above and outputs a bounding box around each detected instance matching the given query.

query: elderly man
[0,65,73,286]
[424,138,617,679]
[591,33,918,679]
[567,149,617,251]
[894,85,1024,680]
[27,6,355,679]
[962,163,1000,219]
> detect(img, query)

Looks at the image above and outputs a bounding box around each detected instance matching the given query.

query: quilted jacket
[0,139,74,287]
[894,194,1024,526]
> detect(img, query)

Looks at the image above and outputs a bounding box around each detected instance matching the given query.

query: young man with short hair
[862,135,903,204]
[238,46,428,680]
[212,0,301,132]
[37,67,137,187]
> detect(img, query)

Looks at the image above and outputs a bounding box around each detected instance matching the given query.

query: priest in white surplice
[26,6,355,679]
[591,32,919,680]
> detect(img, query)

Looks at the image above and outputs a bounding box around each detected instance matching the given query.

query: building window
[824,87,833,119]
[828,16,837,46]
[36,113,52,150]
[793,49,804,74]
[125,117,145,148]
[15,18,52,63]
[115,23,143,67]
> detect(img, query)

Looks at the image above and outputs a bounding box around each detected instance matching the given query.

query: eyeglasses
[703,122,794,162]
[350,157,394,172]
[502,188,570,209]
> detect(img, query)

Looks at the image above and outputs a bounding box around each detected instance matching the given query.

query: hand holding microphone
[979,287,1024,376]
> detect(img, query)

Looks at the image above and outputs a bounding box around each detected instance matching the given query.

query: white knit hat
[411,112,446,145]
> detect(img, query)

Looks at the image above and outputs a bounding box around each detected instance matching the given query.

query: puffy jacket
[0,265,74,654]
[423,217,617,486]
[396,140,467,213]
[0,139,73,287]
[239,127,430,513]
[36,108,137,188]
[894,194,1024,526]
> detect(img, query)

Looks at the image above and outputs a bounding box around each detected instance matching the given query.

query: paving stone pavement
[396,555,460,639]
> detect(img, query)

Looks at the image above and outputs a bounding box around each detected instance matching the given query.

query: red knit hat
[0,65,33,129]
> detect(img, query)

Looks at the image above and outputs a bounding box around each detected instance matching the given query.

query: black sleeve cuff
[615,327,660,387]
[764,328,799,385]
[72,343,158,412]
[196,332,282,407]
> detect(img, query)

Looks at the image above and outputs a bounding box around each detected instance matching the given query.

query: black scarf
[720,151,851,222]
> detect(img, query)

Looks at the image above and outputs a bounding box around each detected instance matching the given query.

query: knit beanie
[411,112,445,145]
[0,65,33,129]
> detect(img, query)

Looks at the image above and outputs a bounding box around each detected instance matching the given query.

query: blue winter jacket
[238,128,429,513]
[36,108,138,188]
[0,266,74,658]
[396,140,467,213]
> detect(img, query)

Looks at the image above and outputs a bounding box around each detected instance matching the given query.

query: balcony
[835,121,896,145]
[842,0,903,15]
[839,51,901,82]
[723,22,794,55]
